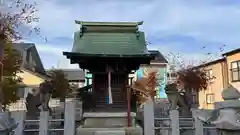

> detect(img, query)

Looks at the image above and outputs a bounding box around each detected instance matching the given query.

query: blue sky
[21,0,240,69]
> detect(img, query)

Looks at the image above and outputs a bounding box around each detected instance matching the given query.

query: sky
[19,0,240,69]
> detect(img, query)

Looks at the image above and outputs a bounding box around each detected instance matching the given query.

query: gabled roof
[222,48,240,56]
[69,21,150,56]
[148,50,168,63]
[11,43,46,75]
[71,31,148,55]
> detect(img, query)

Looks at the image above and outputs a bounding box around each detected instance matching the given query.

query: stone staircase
[94,88,127,112]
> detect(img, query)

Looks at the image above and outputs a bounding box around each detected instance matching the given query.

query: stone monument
[194,85,240,135]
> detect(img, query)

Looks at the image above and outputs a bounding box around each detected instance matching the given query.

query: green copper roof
[71,21,149,55]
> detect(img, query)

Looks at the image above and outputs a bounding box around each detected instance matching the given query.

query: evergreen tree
[0,43,22,108]
[48,69,69,102]
[0,0,40,109]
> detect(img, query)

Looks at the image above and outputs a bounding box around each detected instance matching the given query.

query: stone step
[95,105,127,109]
[95,104,127,107]
[96,100,126,102]
[95,103,127,106]
[95,99,126,103]
[77,127,143,135]
[96,96,125,100]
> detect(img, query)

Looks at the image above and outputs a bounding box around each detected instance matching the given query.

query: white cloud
[20,39,77,69]
[35,44,69,56]
[148,43,217,68]
[33,0,240,45]
[35,43,79,69]
[25,0,240,68]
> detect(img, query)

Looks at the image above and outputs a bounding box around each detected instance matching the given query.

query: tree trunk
[0,40,4,111]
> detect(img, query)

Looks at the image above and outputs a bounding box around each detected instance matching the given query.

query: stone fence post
[194,117,204,135]
[170,110,179,135]
[39,111,49,135]
[11,111,25,135]
[64,100,76,135]
[192,109,204,135]
[143,98,155,135]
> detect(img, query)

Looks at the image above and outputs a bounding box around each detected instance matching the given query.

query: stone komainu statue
[165,83,191,116]
[38,81,54,112]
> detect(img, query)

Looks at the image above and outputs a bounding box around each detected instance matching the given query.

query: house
[197,48,240,109]
[8,43,47,111]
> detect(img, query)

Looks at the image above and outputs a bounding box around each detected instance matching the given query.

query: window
[206,69,214,79]
[205,69,215,83]
[191,94,198,104]
[231,61,240,82]
[206,94,214,104]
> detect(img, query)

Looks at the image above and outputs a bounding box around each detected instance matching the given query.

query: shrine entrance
[63,21,155,135]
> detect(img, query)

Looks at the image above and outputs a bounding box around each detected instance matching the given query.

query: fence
[143,99,218,135]
[9,99,218,135]
[10,101,76,135]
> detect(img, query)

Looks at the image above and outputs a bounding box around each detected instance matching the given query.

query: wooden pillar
[127,87,132,127]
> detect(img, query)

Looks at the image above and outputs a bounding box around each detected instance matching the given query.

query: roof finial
[75,20,82,25]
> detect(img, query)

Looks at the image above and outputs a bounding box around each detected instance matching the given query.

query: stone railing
[9,100,76,135]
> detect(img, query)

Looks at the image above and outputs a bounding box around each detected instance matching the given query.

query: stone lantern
[195,85,240,135]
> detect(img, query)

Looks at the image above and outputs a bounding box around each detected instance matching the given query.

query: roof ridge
[75,20,143,26]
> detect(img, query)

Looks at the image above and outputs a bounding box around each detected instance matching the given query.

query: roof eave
[194,58,226,69]
[63,52,154,58]
[21,68,49,80]
[222,48,240,56]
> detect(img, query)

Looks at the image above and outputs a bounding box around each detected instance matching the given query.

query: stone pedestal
[77,112,143,135]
